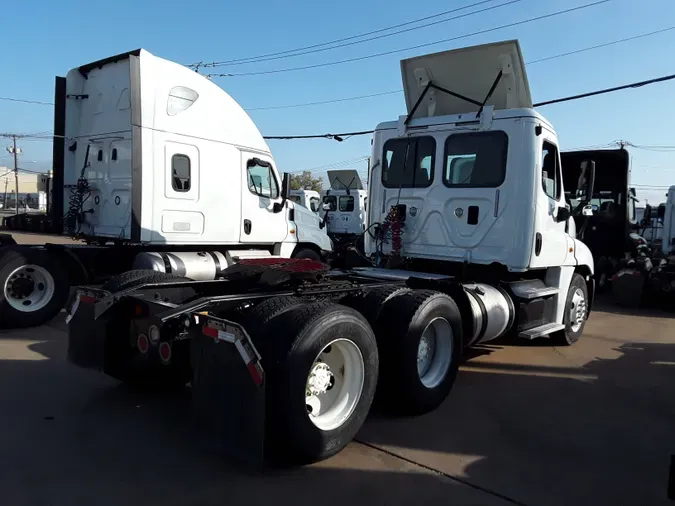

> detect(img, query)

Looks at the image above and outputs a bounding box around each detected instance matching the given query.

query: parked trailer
[0,49,331,329]
[66,40,596,467]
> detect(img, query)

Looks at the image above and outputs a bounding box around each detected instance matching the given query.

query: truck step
[515,286,559,299]
[518,322,565,339]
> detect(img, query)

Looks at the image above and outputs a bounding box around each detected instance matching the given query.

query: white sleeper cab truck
[321,169,368,249]
[65,40,595,469]
[289,189,322,216]
[0,49,331,329]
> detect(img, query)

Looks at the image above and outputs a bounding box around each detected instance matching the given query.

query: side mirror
[582,204,594,217]
[273,172,292,213]
[556,206,571,223]
[576,159,596,204]
[322,203,332,211]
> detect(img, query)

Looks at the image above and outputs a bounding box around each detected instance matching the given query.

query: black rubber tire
[253,301,378,466]
[0,248,70,329]
[340,285,411,330]
[292,248,321,261]
[551,273,589,346]
[375,289,463,416]
[100,270,194,391]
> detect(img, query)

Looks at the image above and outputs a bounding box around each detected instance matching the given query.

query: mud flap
[190,314,266,470]
[66,290,108,370]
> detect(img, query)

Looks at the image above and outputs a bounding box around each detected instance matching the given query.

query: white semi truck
[289,189,322,215]
[65,41,596,468]
[0,49,331,329]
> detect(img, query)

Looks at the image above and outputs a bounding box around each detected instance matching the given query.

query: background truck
[66,40,595,468]
[560,147,644,292]
[611,185,675,308]
[0,49,331,329]
[320,169,369,255]
[289,189,322,216]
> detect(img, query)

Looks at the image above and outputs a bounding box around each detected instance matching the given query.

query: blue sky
[1,0,674,205]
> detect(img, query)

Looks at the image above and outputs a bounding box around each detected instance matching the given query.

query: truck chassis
[66,257,590,468]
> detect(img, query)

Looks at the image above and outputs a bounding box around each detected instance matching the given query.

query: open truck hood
[327,170,364,190]
[400,40,533,119]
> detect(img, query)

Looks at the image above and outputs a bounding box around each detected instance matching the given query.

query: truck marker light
[79,294,96,304]
[148,325,160,344]
[158,342,171,363]
[137,334,150,354]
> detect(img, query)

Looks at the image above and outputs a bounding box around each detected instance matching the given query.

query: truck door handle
[244,219,252,235]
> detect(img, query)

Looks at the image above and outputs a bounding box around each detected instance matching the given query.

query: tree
[290,171,323,192]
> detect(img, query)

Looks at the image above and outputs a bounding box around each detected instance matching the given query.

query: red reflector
[247,361,264,386]
[137,334,149,354]
[203,326,218,338]
[633,271,643,277]
[80,295,95,304]
[611,275,618,281]
[158,342,172,363]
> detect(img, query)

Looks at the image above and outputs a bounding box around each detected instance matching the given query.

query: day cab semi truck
[65,40,596,468]
[0,50,331,329]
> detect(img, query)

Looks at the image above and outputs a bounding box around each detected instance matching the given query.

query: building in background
[0,167,52,212]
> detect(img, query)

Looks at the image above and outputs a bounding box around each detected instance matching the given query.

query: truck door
[239,154,288,244]
[529,137,568,267]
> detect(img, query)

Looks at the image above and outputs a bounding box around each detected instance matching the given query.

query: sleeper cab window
[339,195,355,212]
[247,159,279,199]
[310,197,320,212]
[167,86,199,116]
[382,136,435,188]
[323,195,337,211]
[443,131,508,188]
[171,154,191,192]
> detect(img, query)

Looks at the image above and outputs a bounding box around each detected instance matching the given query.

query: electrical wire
[201,0,521,68]
[205,0,611,77]
[0,96,53,106]
[263,71,675,139]
[193,0,504,67]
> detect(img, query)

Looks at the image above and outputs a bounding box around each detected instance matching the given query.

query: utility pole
[12,136,19,215]
[3,134,23,215]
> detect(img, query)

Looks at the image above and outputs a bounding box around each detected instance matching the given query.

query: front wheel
[552,273,589,346]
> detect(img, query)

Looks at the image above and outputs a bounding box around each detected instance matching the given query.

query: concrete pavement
[0,299,673,505]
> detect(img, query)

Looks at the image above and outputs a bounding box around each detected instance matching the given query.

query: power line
[0,96,53,106]
[263,70,675,139]
[247,26,675,111]
[206,0,612,77]
[194,0,502,67]
[202,0,521,68]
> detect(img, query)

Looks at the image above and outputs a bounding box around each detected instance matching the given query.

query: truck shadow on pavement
[0,317,673,506]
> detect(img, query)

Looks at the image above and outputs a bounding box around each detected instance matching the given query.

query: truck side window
[382,136,435,188]
[541,142,561,201]
[323,195,337,211]
[443,131,507,187]
[289,195,301,204]
[171,154,191,192]
[246,159,279,199]
[339,196,354,212]
[310,197,320,212]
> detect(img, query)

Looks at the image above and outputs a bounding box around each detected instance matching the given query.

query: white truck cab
[320,169,368,237]
[62,49,331,259]
[289,189,322,215]
[363,40,595,342]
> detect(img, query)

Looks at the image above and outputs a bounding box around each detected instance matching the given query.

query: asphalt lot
[1,297,674,506]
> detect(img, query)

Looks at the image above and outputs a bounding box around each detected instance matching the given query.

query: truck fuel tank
[132,251,228,280]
